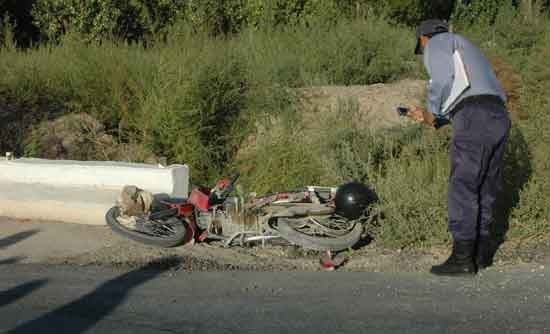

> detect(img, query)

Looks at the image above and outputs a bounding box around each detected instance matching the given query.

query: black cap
[415,19,449,55]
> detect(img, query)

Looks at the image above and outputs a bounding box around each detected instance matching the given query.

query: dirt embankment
[299,79,426,129]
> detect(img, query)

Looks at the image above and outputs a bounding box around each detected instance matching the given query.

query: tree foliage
[31,0,186,42]
[1,0,550,44]
[1,0,458,43]
[0,0,40,46]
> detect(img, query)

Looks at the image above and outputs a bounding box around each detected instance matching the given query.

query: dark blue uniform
[423,33,511,242]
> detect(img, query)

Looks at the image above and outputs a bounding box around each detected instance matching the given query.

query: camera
[396,106,410,116]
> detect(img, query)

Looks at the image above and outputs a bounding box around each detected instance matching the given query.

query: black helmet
[334,182,377,220]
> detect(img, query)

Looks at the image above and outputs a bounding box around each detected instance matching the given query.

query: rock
[25,112,157,163]
[26,113,112,160]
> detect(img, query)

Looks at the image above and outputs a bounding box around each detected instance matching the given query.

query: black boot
[430,240,477,276]
[475,235,494,269]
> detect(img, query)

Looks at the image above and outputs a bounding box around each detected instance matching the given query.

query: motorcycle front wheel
[276,217,363,251]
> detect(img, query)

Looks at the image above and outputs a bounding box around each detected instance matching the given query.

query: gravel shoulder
[2,217,549,273]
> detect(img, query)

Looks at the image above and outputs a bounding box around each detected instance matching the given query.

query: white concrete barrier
[0,158,189,197]
[0,181,120,226]
[0,158,190,225]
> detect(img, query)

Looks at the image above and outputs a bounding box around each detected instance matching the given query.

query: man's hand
[408,106,437,127]
[408,106,426,123]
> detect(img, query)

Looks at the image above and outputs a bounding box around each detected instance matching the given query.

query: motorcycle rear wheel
[106,207,189,248]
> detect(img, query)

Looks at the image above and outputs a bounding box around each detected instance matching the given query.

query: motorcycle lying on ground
[105,173,376,251]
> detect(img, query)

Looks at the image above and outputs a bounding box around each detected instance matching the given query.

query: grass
[0,18,418,184]
[0,7,549,249]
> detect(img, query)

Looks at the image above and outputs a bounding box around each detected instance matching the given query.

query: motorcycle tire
[277,218,363,251]
[106,206,189,248]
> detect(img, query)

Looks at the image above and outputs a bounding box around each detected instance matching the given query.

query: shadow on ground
[0,255,47,309]
[0,257,23,266]
[6,258,179,334]
[490,125,532,262]
[0,230,40,250]
[0,279,49,308]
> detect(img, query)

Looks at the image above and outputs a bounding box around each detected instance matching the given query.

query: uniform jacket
[423,32,506,118]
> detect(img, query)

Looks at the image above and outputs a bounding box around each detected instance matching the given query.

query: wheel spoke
[282,216,357,238]
[117,214,182,238]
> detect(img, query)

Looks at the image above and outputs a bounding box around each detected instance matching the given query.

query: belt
[450,95,506,118]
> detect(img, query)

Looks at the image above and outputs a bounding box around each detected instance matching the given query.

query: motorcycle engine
[196,210,213,230]
[217,197,260,236]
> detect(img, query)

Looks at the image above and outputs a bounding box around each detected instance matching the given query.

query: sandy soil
[298,79,427,130]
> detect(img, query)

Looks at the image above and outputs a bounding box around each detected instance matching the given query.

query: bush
[0,37,147,156]
[0,0,40,46]
[28,0,462,42]
[32,0,186,42]
[5,0,547,47]
[238,18,420,87]
[140,46,252,183]
[452,0,509,26]
[0,14,17,49]
[0,29,295,184]
[235,123,326,194]
[379,0,454,25]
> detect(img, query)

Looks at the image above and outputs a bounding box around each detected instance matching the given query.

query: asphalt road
[1,263,550,334]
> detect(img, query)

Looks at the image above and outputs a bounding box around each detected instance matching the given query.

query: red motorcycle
[106,173,369,251]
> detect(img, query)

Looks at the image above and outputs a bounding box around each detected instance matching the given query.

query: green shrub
[237,18,419,87]
[0,0,39,46]
[505,39,550,241]
[316,105,452,248]
[27,0,463,42]
[0,14,16,49]
[32,0,186,42]
[452,0,509,26]
[235,123,326,194]
[378,0,454,25]
[139,46,252,183]
[0,36,152,156]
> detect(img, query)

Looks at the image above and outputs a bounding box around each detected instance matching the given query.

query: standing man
[409,19,511,276]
